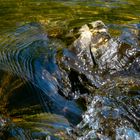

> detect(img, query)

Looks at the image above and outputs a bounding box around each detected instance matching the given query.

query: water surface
[0,0,140,139]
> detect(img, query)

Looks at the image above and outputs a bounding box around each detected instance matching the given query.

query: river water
[0,0,140,140]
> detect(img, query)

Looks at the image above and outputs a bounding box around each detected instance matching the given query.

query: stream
[0,0,140,140]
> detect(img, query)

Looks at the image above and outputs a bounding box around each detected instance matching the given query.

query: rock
[66,21,140,139]
[68,21,140,75]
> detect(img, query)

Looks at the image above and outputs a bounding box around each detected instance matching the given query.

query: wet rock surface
[64,21,140,139]
[0,21,140,139]
[70,76,140,139]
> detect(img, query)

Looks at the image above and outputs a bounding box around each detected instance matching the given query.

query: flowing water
[0,0,140,140]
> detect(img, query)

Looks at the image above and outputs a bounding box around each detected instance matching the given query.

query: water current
[0,0,140,139]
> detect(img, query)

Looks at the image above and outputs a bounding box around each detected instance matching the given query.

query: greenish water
[0,1,140,139]
[0,0,140,34]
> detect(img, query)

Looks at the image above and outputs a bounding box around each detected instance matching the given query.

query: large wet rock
[65,21,140,139]
[66,20,140,75]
